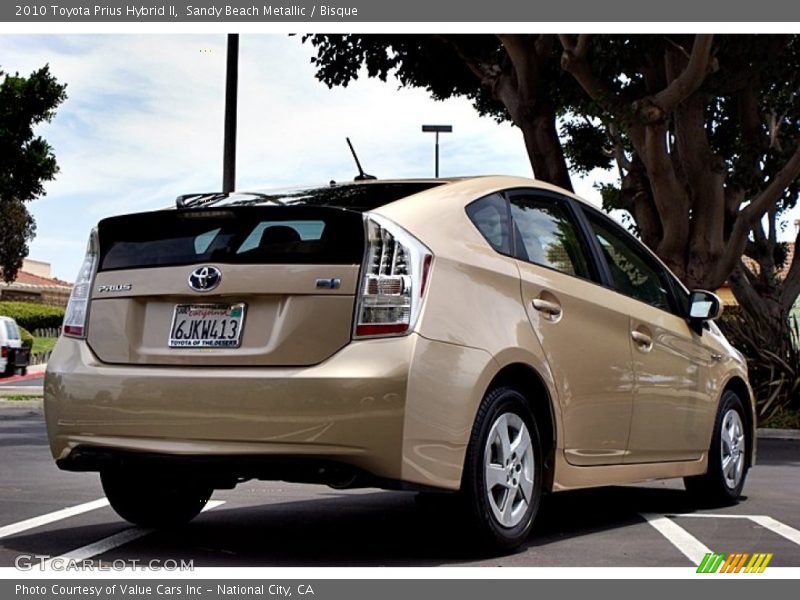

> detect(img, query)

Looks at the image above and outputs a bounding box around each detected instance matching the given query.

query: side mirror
[688,290,723,321]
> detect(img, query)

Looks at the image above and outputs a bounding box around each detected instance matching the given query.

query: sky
[1,34,618,280]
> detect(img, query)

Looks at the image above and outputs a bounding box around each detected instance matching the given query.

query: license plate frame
[168,303,246,349]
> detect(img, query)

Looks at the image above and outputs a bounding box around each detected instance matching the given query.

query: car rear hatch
[87,206,365,366]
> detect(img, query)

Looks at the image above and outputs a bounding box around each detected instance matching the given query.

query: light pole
[222,34,239,193]
[421,124,452,178]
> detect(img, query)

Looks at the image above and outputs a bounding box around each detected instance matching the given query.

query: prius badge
[188,266,222,292]
[97,284,133,293]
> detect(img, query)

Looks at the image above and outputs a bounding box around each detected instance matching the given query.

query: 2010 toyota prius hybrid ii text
[44,176,755,550]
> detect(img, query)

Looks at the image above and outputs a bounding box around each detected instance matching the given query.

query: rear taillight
[354,214,432,339]
[1,346,7,358]
[63,229,99,339]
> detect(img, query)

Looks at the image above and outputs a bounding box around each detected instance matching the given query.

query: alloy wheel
[720,408,746,490]
[483,412,535,528]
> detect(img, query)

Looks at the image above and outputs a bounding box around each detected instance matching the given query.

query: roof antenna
[346,137,377,181]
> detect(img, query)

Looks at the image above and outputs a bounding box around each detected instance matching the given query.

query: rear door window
[509,192,596,282]
[583,209,676,313]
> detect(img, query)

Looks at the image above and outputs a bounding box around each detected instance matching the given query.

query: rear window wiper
[176,193,229,208]
[227,192,288,206]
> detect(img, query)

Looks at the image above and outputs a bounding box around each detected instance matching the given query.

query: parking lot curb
[757,427,800,440]
[0,387,43,395]
[0,362,46,382]
[0,398,42,411]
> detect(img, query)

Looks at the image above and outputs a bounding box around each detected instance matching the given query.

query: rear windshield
[98,206,365,271]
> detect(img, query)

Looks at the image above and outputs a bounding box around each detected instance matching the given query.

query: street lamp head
[421,125,453,133]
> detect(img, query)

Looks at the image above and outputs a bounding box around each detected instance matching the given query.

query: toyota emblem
[188,266,222,292]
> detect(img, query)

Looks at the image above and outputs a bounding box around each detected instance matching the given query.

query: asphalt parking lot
[1,403,799,568]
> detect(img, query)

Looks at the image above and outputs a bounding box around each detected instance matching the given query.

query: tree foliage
[0,65,67,282]
[303,34,800,343]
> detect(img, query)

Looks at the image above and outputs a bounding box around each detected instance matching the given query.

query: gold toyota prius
[45,176,755,550]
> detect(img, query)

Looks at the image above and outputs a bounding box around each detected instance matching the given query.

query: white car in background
[0,316,28,377]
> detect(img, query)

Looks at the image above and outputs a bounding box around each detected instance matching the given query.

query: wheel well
[487,363,556,491]
[724,376,755,468]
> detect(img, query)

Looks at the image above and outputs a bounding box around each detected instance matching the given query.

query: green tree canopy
[0,65,67,282]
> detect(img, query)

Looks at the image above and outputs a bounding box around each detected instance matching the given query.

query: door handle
[631,330,653,349]
[532,298,562,318]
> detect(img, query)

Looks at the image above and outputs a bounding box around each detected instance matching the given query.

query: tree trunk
[490,35,574,191]
[518,105,574,191]
[494,81,574,191]
[626,122,692,280]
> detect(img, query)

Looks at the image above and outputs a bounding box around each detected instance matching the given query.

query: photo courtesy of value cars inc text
[15,584,313,597]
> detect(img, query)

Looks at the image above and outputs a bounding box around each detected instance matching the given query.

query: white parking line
[640,513,711,565]
[667,513,800,547]
[672,513,770,519]
[0,498,109,540]
[44,500,225,564]
[749,516,800,546]
[51,527,152,562]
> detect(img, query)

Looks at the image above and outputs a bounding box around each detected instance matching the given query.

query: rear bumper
[55,446,430,491]
[44,334,496,491]
[1,344,27,371]
[13,347,30,368]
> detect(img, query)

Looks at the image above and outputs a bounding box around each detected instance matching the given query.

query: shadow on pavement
[3,483,738,567]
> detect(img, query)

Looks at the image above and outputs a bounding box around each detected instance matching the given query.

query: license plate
[168,303,246,348]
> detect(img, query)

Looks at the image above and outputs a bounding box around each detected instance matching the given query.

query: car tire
[101,470,212,528]
[684,390,749,505]
[460,386,543,551]
[19,367,27,376]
